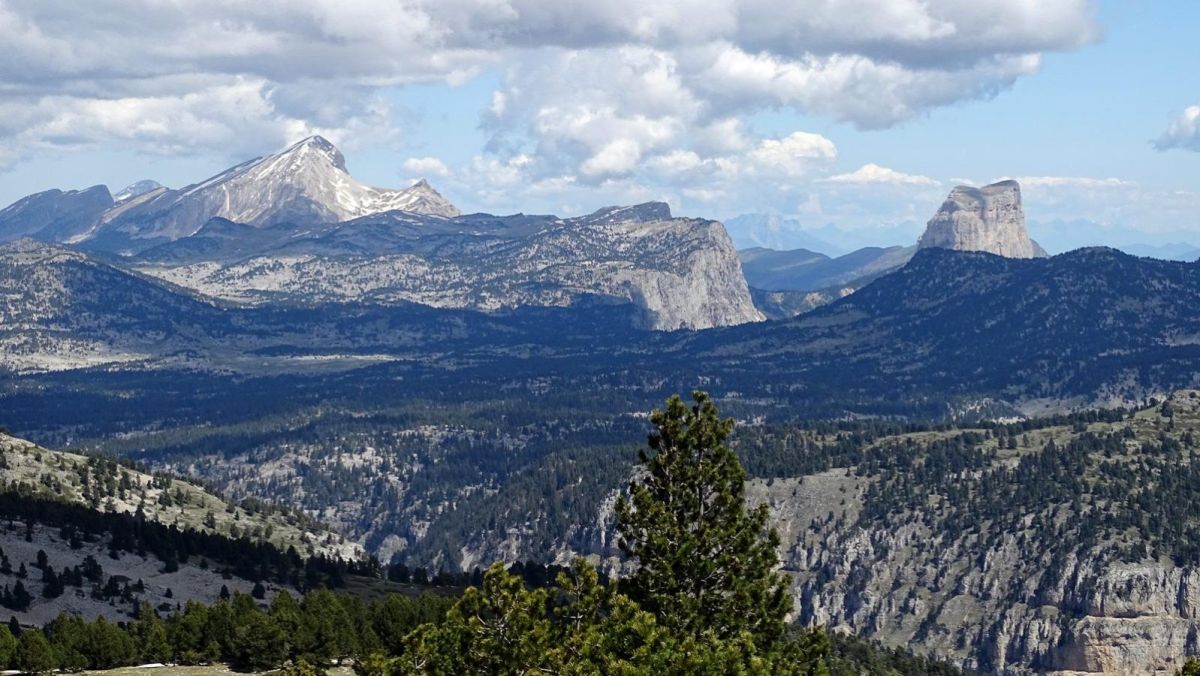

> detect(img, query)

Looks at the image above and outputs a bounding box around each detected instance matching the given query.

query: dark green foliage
[0,624,15,669]
[394,393,830,674]
[617,391,791,649]
[826,631,966,675]
[128,603,172,664]
[0,491,373,591]
[0,584,454,673]
[14,630,54,674]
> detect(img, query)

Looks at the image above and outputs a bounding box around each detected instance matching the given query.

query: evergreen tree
[8,582,30,612]
[301,589,356,663]
[269,590,307,658]
[398,559,782,674]
[0,624,15,670]
[14,630,54,675]
[230,609,286,671]
[45,613,90,671]
[615,391,792,649]
[165,601,212,664]
[128,603,172,664]
[86,617,136,669]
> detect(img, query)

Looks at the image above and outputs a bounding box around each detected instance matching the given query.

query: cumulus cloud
[827,163,937,186]
[0,0,1106,225]
[0,2,1097,158]
[403,156,452,178]
[1155,105,1200,152]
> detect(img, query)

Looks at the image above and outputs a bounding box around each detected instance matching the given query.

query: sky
[0,0,1197,252]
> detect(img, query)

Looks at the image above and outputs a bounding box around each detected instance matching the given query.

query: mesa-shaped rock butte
[918,179,1047,259]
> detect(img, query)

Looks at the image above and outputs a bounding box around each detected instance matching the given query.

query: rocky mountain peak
[918,179,1046,258]
[271,134,348,174]
[113,180,164,202]
[81,137,460,249]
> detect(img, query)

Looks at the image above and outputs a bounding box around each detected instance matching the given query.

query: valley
[1,138,1198,674]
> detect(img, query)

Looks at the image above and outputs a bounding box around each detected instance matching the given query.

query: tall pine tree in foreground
[616,391,791,649]
[388,391,828,674]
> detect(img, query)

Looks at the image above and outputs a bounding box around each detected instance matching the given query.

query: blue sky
[0,0,1197,251]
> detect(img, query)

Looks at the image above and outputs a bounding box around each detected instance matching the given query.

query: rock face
[0,185,114,243]
[134,203,765,330]
[84,136,460,251]
[0,137,758,330]
[918,180,1046,258]
[0,137,460,253]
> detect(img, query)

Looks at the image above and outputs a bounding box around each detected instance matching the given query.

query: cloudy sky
[1,0,1197,251]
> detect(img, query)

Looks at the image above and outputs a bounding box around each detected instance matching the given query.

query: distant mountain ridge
[83,136,461,252]
[0,138,762,330]
[0,136,459,252]
[738,245,915,291]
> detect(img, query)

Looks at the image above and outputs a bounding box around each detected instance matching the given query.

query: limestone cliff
[919,180,1046,258]
[135,204,765,331]
[752,391,1200,675]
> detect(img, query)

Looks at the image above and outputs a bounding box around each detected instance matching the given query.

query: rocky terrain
[0,138,762,331]
[0,433,361,561]
[750,390,1200,674]
[740,179,1047,319]
[919,180,1047,258]
[132,202,761,330]
[0,432,362,625]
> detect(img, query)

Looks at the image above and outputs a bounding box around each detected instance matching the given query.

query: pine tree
[301,588,356,664]
[0,624,15,670]
[128,603,172,664]
[14,630,54,674]
[86,617,136,669]
[615,391,792,649]
[269,590,307,658]
[230,609,286,671]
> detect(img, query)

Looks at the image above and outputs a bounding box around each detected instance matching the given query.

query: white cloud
[747,132,838,177]
[827,163,937,186]
[0,0,1111,229]
[403,156,452,178]
[1155,105,1200,152]
[0,1,1097,166]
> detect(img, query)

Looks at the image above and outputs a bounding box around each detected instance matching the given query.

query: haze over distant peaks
[918,180,1046,258]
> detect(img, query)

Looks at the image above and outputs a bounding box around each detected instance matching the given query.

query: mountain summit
[0,136,460,252]
[93,135,460,248]
[917,180,1046,258]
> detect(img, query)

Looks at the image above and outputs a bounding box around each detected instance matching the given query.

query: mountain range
[0,138,761,331]
[5,136,1200,674]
